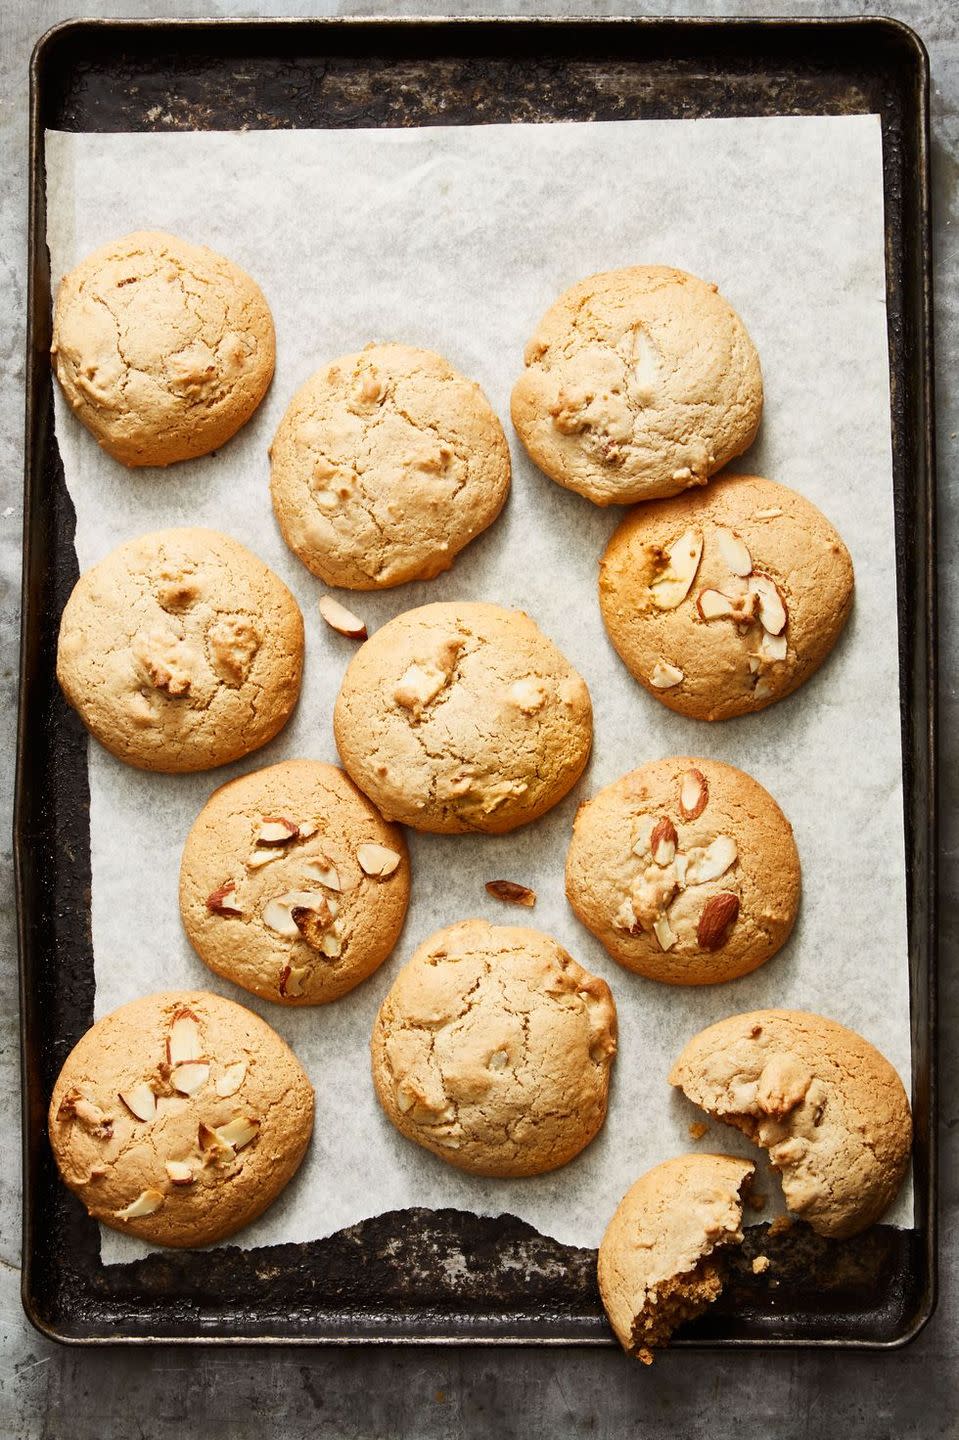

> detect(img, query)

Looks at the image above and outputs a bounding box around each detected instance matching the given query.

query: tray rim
[17,10,938,1349]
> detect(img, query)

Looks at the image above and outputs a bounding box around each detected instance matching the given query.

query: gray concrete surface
[0,1,955,1436]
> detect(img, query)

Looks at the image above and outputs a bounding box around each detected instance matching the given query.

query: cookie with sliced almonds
[48,991,313,1247]
[598,474,853,720]
[179,759,410,1005]
[565,756,800,984]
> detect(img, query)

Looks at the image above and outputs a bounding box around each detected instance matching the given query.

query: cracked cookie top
[370,919,618,1177]
[270,344,511,590]
[56,527,304,773]
[179,760,410,1006]
[51,230,275,467]
[566,757,801,986]
[599,474,854,720]
[510,266,763,506]
[669,1009,912,1239]
[332,601,593,834]
[48,990,314,1247]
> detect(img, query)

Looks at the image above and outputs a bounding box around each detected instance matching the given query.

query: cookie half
[599,474,854,719]
[270,344,511,589]
[598,1154,755,1362]
[566,757,800,985]
[511,265,762,506]
[333,601,593,833]
[48,991,314,1247]
[180,760,410,1005]
[52,230,275,466]
[670,1010,912,1238]
[370,919,617,1177]
[56,527,304,773]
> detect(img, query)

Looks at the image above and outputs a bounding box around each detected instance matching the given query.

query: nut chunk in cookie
[333,601,592,834]
[48,991,314,1247]
[599,474,853,720]
[598,1154,755,1362]
[56,527,303,773]
[511,266,762,506]
[566,756,800,985]
[51,230,275,467]
[270,344,510,590]
[180,759,410,1005]
[371,919,617,1176]
[669,1010,912,1238]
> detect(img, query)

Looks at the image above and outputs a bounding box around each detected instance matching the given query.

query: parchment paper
[44,115,911,1264]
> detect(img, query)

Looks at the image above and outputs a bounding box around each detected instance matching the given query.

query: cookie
[370,919,617,1176]
[333,601,593,834]
[565,757,800,985]
[180,760,410,1005]
[270,344,511,590]
[599,474,854,719]
[48,991,314,1247]
[51,230,275,467]
[510,266,762,506]
[598,1153,755,1361]
[56,527,304,773]
[669,1010,912,1238]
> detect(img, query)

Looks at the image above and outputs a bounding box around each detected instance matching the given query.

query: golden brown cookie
[511,265,762,506]
[48,991,314,1247]
[180,760,410,1005]
[270,344,511,589]
[599,474,854,719]
[669,1010,912,1238]
[333,601,593,833]
[56,528,304,773]
[370,919,617,1176]
[598,1153,755,1361]
[565,757,800,985]
[51,230,275,466]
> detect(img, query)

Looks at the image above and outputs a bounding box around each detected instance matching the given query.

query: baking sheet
[44,115,911,1265]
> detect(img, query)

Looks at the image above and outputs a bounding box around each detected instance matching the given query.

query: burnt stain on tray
[19,18,935,1343]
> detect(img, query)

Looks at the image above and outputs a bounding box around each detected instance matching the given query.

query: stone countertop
[0,2,954,1436]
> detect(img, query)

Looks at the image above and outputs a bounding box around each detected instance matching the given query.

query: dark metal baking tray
[17,16,936,1346]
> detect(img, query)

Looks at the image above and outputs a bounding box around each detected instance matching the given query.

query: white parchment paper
[45,116,911,1264]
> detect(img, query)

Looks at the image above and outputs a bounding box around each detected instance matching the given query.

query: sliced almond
[198,1121,234,1162]
[171,1061,210,1096]
[247,848,283,869]
[716,527,753,576]
[650,660,684,690]
[215,1115,260,1151]
[653,914,677,952]
[697,891,741,950]
[279,962,311,997]
[679,769,709,821]
[319,933,342,958]
[206,882,243,917]
[649,528,703,609]
[686,834,738,885]
[650,817,678,866]
[262,890,329,938]
[167,1009,202,1066]
[760,631,788,662]
[118,1083,157,1122]
[298,819,318,840]
[215,1060,248,1097]
[319,594,368,640]
[357,843,402,878]
[485,879,536,908]
[257,817,299,846]
[115,1188,164,1221]
[300,857,341,891]
[750,575,788,635]
[58,1090,114,1137]
[754,507,783,519]
[632,814,657,856]
[674,853,689,888]
[165,1160,195,1185]
[697,588,736,621]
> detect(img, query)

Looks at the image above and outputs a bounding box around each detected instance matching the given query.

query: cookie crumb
[768,1215,793,1237]
[751,1255,771,1275]
[688,1121,709,1140]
